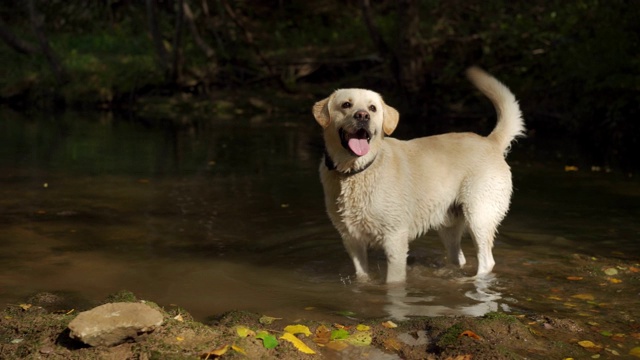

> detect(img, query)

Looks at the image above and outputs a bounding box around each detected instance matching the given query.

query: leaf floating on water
[600,330,612,337]
[566,276,583,281]
[629,266,640,273]
[256,331,279,349]
[572,294,595,301]
[459,330,482,340]
[356,324,370,331]
[280,332,316,354]
[608,278,622,284]
[564,165,579,172]
[236,325,255,338]
[382,320,398,329]
[547,296,564,301]
[259,315,281,325]
[335,310,357,317]
[383,338,403,351]
[284,324,312,337]
[326,340,349,351]
[19,304,32,311]
[629,346,640,358]
[603,268,618,276]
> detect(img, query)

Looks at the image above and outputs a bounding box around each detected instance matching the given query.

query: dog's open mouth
[339,128,371,156]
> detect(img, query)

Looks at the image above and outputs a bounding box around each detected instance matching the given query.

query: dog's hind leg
[437,217,467,267]
[343,238,370,281]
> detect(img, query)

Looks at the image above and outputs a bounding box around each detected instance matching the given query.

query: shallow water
[0,110,638,324]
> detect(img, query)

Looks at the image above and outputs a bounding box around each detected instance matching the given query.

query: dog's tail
[466,66,525,154]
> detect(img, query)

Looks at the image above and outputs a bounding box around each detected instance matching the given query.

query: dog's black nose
[354,110,370,122]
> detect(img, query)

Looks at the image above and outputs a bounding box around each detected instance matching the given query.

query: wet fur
[313,67,525,283]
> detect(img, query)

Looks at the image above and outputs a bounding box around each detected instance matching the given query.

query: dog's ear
[312,95,332,128]
[382,102,399,135]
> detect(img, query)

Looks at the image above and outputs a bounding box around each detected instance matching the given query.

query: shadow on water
[0,109,638,323]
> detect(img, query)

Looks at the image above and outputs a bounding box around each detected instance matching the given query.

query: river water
[0,109,638,324]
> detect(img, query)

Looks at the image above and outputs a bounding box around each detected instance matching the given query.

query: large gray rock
[68,302,164,346]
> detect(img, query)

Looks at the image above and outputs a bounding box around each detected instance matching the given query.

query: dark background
[0,0,638,172]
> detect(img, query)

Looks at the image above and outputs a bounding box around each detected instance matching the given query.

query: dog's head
[313,89,399,171]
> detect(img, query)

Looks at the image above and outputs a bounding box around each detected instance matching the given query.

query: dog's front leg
[383,234,409,283]
[342,238,370,281]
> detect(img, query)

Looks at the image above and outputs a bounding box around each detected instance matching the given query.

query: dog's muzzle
[339,126,372,157]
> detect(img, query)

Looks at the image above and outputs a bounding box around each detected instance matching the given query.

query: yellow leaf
[173,314,184,322]
[284,324,312,337]
[383,338,402,351]
[236,326,255,338]
[346,331,372,346]
[608,278,622,284]
[176,336,184,342]
[280,332,316,354]
[629,346,640,358]
[231,344,247,355]
[564,165,579,172]
[259,315,281,325]
[547,296,563,301]
[382,320,398,328]
[578,340,597,348]
[356,324,370,331]
[572,294,595,301]
[19,304,32,311]
[201,344,229,358]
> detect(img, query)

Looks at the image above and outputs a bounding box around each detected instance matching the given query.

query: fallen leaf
[629,346,640,358]
[629,267,640,273]
[326,340,349,351]
[578,340,597,348]
[19,304,32,311]
[201,344,229,358]
[603,268,618,276]
[176,336,184,342]
[608,278,622,284]
[459,330,482,340]
[382,320,398,328]
[346,331,372,346]
[173,314,184,322]
[280,332,316,354]
[335,310,357,317]
[567,276,583,281]
[383,338,403,351]
[356,324,370,331]
[231,344,246,355]
[572,294,595,301]
[313,325,331,345]
[333,323,349,330]
[236,326,255,338]
[564,165,579,172]
[600,330,612,337]
[259,315,282,325]
[304,306,316,311]
[284,324,312,337]
[631,333,640,340]
[547,296,564,301]
[331,328,350,341]
[256,331,279,349]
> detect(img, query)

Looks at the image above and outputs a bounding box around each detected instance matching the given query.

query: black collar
[324,150,377,176]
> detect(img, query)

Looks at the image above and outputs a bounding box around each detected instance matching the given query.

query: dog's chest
[330,175,389,240]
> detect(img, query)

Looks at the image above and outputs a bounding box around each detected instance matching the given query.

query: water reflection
[0,109,638,322]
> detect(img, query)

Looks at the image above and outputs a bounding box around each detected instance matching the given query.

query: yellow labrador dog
[313,67,524,283]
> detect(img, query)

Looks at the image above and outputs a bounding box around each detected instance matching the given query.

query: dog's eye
[369,105,377,112]
[341,102,352,109]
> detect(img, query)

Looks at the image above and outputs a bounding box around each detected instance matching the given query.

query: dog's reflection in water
[382,274,503,321]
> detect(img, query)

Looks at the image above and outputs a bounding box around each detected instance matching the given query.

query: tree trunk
[146,0,170,78]
[0,17,39,55]
[27,0,69,85]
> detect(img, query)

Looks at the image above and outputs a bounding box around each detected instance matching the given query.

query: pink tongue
[348,138,370,156]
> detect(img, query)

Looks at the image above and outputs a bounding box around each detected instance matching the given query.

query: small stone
[68,302,163,347]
